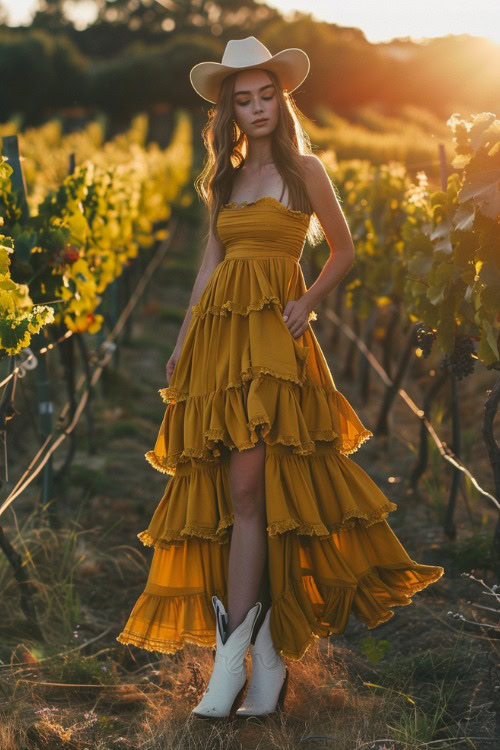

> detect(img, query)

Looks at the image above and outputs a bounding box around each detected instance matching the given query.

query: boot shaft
[212,596,262,671]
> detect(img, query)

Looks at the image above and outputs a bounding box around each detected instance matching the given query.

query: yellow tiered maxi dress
[116,196,445,661]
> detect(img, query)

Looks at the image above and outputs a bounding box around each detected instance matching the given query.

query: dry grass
[1,598,497,750]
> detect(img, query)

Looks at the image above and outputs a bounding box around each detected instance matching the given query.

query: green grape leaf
[361,636,390,665]
[458,167,500,221]
[479,261,500,289]
[430,218,453,254]
[0,278,17,291]
[407,255,433,276]
[453,233,477,266]
[469,112,497,150]
[454,200,475,232]
[427,285,445,305]
[483,319,500,360]
[480,285,500,312]
[451,153,472,170]
[478,321,500,364]
[436,287,456,354]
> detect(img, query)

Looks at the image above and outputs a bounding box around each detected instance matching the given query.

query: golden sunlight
[2,0,499,46]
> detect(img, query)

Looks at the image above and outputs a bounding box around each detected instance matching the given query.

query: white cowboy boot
[191,596,262,720]
[235,605,289,717]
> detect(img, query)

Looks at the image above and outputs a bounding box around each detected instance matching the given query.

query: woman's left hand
[282,298,311,339]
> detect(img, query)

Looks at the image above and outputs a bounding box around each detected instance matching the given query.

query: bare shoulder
[300,152,322,169]
[300,153,328,182]
[298,154,355,259]
[298,153,336,206]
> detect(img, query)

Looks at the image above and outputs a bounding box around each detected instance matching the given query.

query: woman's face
[232,69,279,137]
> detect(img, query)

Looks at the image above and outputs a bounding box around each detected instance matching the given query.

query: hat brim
[190,48,310,104]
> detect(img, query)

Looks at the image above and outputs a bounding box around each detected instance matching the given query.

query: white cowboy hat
[189,36,310,104]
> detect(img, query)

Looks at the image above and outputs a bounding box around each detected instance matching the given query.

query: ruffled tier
[116,519,445,661]
[139,443,398,547]
[164,282,316,405]
[144,251,372,476]
[145,378,373,476]
[190,251,313,322]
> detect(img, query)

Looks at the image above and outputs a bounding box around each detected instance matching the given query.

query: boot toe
[192,678,247,719]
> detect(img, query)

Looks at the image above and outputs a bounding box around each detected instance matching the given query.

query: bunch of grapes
[416,324,437,358]
[440,333,476,380]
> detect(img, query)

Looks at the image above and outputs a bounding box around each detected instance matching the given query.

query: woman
[117,36,445,721]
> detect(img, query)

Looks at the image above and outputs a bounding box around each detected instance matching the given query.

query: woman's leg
[226,433,271,639]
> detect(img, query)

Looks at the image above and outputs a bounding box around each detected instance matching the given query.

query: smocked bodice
[216,196,311,262]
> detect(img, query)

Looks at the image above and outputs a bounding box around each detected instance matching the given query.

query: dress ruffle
[145,377,373,476]
[192,293,317,322]
[139,444,398,547]
[117,199,445,661]
[117,523,445,660]
[143,251,373,474]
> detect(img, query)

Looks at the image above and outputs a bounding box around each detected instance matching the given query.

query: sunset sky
[1,0,499,46]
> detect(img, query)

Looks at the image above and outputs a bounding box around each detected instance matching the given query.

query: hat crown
[221,36,272,69]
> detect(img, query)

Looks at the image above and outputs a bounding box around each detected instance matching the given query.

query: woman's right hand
[166,346,181,385]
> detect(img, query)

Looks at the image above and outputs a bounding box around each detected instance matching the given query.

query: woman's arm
[282,154,356,339]
[300,153,355,310]
[173,223,226,355]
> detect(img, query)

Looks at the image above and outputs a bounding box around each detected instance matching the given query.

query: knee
[232,481,265,519]
[230,436,266,519]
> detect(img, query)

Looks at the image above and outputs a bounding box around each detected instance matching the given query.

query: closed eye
[237,96,273,105]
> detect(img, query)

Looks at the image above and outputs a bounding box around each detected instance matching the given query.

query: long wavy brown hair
[194,67,325,247]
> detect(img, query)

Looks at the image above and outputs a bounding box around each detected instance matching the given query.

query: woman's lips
[253,119,268,125]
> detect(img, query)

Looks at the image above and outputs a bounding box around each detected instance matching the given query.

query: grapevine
[415,324,437,358]
[0,110,193,353]
[439,333,477,380]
